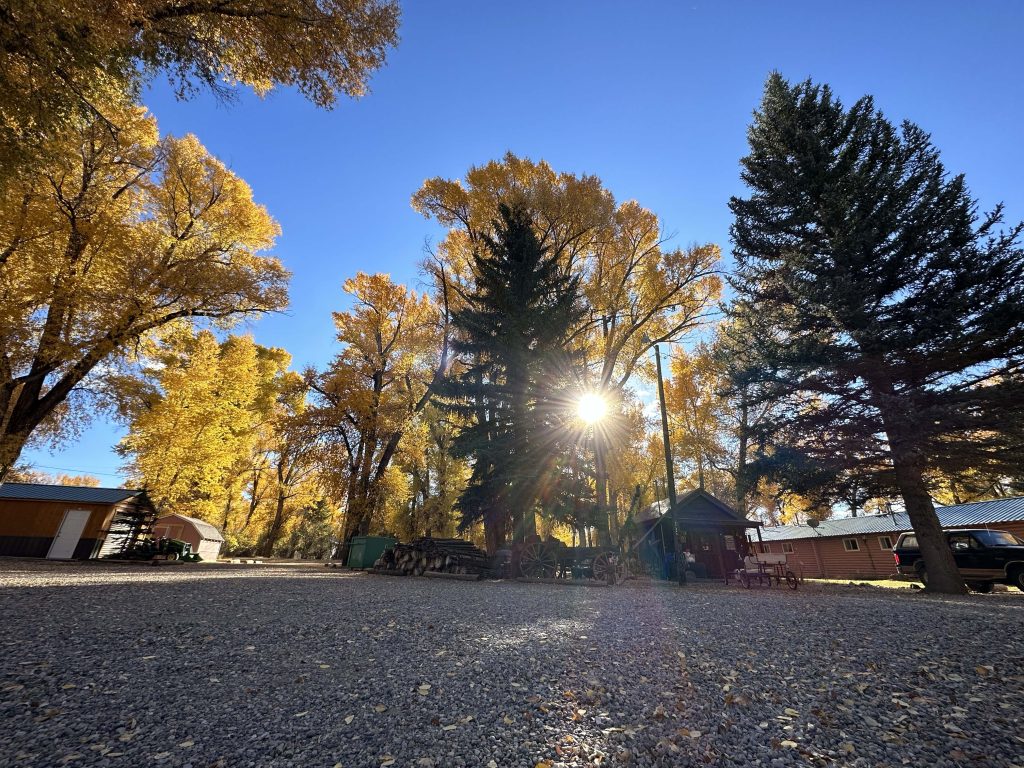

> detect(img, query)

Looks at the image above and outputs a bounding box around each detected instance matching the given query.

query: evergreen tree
[727,74,1024,594]
[442,204,584,549]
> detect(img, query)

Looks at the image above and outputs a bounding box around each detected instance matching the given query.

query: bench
[736,553,800,589]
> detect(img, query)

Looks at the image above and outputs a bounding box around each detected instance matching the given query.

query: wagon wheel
[591,552,613,581]
[785,570,799,590]
[740,571,752,589]
[520,542,557,578]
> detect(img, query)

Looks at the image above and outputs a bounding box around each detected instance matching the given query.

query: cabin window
[782,542,794,554]
[725,537,736,551]
[843,538,860,552]
[878,536,894,550]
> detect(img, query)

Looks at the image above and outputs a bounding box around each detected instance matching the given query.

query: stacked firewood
[373,537,491,577]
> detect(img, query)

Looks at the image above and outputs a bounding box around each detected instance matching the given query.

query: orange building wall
[0,499,119,558]
[757,521,1024,579]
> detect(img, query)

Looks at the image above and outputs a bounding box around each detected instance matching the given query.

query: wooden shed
[153,514,225,561]
[756,496,1024,579]
[0,482,156,559]
[636,488,762,581]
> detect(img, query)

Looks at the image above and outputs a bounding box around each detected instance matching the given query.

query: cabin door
[47,510,91,559]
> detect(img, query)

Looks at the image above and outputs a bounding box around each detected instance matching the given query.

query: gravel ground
[1,560,1022,768]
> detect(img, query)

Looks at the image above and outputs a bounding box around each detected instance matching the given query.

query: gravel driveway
[1,560,1021,768]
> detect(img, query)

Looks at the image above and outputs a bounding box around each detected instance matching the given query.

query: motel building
[753,496,1024,580]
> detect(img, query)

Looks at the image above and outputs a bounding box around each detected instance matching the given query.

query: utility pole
[653,342,676,507]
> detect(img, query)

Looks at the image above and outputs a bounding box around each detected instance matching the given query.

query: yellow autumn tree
[308,273,444,541]
[118,332,286,519]
[665,343,730,495]
[0,1,400,176]
[413,153,721,536]
[0,97,288,480]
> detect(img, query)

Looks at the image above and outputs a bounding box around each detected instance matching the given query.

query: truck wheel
[1010,567,1024,591]
[967,581,993,594]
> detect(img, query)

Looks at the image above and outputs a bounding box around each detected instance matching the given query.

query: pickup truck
[893,528,1024,592]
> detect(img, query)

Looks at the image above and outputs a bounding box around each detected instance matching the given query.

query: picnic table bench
[736,552,801,590]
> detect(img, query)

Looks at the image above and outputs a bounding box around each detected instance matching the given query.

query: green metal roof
[0,482,144,505]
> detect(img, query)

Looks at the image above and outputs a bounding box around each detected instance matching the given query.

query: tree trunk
[890,449,966,593]
[734,400,750,516]
[868,371,966,594]
[261,490,287,557]
[0,429,31,482]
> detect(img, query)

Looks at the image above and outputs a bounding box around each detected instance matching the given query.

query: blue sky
[24,0,1024,483]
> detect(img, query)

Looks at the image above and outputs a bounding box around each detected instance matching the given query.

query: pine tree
[727,74,1024,594]
[442,204,584,550]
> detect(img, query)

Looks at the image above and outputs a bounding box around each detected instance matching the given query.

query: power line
[24,463,125,479]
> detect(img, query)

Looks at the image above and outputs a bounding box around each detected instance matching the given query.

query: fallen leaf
[178,740,194,748]
[373,704,387,713]
[345,715,354,724]
[780,740,798,749]
[294,711,308,718]
[417,684,432,695]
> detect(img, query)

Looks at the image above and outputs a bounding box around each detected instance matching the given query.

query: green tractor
[128,537,203,562]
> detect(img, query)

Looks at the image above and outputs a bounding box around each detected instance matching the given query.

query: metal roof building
[153,513,225,561]
[0,482,145,505]
[0,482,155,559]
[759,496,1024,541]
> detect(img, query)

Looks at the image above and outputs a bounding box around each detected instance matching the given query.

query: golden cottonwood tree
[0,0,400,175]
[389,402,469,541]
[665,344,729,494]
[308,273,445,540]
[0,99,288,479]
[118,332,289,521]
[256,382,321,556]
[413,153,720,536]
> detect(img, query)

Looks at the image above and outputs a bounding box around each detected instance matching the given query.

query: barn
[755,496,1024,579]
[153,514,225,561]
[0,482,156,559]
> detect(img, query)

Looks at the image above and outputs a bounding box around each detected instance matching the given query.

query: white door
[46,509,91,559]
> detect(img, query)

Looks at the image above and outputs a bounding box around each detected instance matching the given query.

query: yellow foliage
[413,152,721,396]
[0,95,288,477]
[311,273,443,538]
[0,1,400,174]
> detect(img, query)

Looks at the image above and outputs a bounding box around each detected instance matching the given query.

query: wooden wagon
[516,539,624,581]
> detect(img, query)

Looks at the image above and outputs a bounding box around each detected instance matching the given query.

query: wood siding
[153,514,223,561]
[758,521,1024,579]
[0,499,119,558]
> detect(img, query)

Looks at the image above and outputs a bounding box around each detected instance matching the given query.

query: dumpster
[347,536,397,568]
